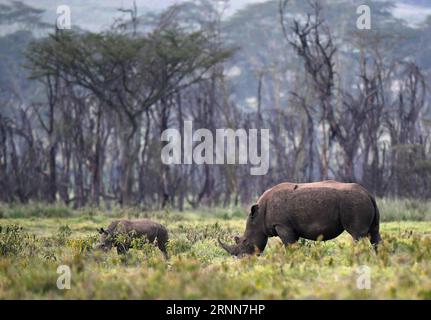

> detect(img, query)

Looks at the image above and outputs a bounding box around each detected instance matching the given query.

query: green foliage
[26,27,234,118]
[167,235,193,255]
[68,235,98,255]
[0,205,430,299]
[0,224,37,257]
[56,225,72,245]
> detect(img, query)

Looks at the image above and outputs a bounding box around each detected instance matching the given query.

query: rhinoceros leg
[343,215,378,245]
[275,225,298,246]
[349,231,369,241]
[347,225,381,253]
[341,207,374,243]
[156,241,168,259]
[369,227,381,246]
[116,244,128,255]
[368,219,381,253]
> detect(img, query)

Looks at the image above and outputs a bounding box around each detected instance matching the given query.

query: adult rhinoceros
[218,180,381,256]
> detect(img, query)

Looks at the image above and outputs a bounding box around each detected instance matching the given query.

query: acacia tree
[27,22,233,206]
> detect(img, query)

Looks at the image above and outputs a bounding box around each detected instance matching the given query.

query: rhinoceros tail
[368,196,382,249]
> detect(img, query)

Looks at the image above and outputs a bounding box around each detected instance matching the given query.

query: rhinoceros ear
[98,228,107,235]
[250,204,259,219]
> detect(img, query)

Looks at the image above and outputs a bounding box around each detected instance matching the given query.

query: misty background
[0,0,430,209]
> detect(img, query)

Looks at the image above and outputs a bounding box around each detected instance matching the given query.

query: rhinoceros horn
[218,237,237,255]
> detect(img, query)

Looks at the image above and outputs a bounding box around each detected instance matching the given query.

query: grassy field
[0,202,430,299]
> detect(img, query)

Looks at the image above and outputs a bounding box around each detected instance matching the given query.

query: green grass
[1,198,430,221]
[0,204,430,299]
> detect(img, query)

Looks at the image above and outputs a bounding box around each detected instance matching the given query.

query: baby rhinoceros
[95,219,169,258]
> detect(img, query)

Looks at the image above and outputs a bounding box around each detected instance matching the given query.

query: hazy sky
[18,0,267,31]
[13,0,431,31]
